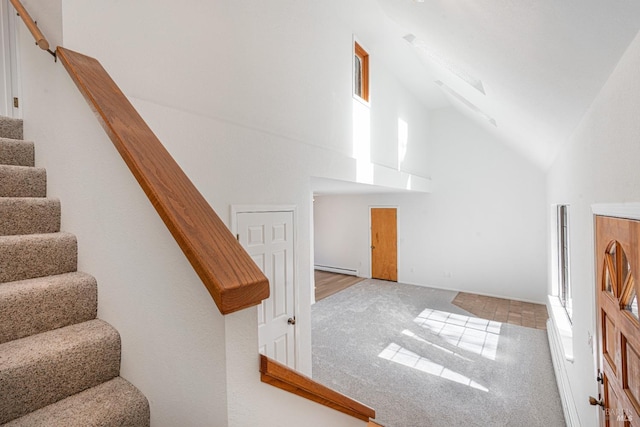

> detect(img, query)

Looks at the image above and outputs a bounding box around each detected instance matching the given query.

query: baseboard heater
[314,265,359,276]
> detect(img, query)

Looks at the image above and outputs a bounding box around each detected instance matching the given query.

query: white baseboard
[314,265,359,276]
[547,317,579,427]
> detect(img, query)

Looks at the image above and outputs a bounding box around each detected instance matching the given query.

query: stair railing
[8,0,55,57]
[9,0,269,315]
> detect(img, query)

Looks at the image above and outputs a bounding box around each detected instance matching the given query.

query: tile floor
[452,292,548,330]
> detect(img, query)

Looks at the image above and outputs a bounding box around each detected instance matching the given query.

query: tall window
[557,205,572,320]
[354,41,369,102]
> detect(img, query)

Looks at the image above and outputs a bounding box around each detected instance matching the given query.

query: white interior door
[0,0,19,117]
[237,210,296,368]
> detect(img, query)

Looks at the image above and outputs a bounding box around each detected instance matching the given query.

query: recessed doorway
[370,207,397,282]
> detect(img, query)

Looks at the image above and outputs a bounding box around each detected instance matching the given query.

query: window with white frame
[557,205,572,320]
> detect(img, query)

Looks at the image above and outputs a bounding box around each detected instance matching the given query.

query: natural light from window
[377,307,502,393]
[413,308,502,360]
[397,118,408,171]
[352,98,373,184]
[378,342,489,392]
[401,329,471,362]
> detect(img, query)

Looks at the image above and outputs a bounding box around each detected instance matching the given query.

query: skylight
[436,81,497,127]
[403,33,486,95]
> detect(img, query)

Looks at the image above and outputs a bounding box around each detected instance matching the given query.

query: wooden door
[595,216,640,426]
[371,208,397,282]
[237,210,296,369]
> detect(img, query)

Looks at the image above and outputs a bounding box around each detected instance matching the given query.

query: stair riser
[0,117,23,140]
[0,165,46,197]
[0,272,98,344]
[0,320,121,424]
[0,233,77,283]
[0,139,35,167]
[0,198,61,236]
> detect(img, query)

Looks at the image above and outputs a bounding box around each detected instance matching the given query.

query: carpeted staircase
[0,116,150,426]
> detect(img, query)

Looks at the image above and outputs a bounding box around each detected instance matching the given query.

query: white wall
[546,29,640,427]
[18,24,231,427]
[56,0,436,376]
[314,195,368,275]
[14,0,433,425]
[426,108,547,302]
[314,107,548,303]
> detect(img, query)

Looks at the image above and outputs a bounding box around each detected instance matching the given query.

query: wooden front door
[595,215,640,426]
[371,207,397,282]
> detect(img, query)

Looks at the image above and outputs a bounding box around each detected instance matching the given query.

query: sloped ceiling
[373,0,640,169]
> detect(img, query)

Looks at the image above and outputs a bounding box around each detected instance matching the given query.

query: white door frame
[0,0,20,118]
[231,204,299,368]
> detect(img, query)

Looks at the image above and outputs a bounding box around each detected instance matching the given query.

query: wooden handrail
[260,355,376,422]
[56,47,269,315]
[9,0,49,51]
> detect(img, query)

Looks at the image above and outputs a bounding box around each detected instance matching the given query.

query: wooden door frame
[231,204,299,369]
[592,203,640,425]
[369,205,398,280]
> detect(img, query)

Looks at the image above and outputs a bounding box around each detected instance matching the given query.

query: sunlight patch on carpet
[413,308,502,360]
[378,343,489,392]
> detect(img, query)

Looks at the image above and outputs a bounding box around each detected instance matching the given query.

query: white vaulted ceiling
[370,0,640,168]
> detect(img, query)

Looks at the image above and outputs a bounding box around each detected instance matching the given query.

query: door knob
[589,396,604,408]
[287,317,296,325]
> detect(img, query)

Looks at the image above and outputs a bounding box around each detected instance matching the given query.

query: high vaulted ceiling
[366,0,640,169]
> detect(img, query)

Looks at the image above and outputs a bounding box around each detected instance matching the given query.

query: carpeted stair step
[0,138,34,167]
[0,116,23,140]
[0,164,46,197]
[0,272,97,344]
[0,197,61,236]
[0,232,77,283]
[0,319,121,424]
[3,376,150,427]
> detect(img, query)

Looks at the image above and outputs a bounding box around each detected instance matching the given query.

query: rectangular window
[557,205,572,320]
[354,41,369,102]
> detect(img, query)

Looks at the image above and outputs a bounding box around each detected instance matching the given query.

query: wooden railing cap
[56,47,269,315]
[260,355,375,422]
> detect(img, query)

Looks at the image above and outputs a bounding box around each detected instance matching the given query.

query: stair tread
[0,232,77,283]
[0,272,97,344]
[0,116,23,140]
[0,138,34,167]
[0,164,46,197]
[2,377,150,427]
[0,319,121,424]
[0,197,61,236]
